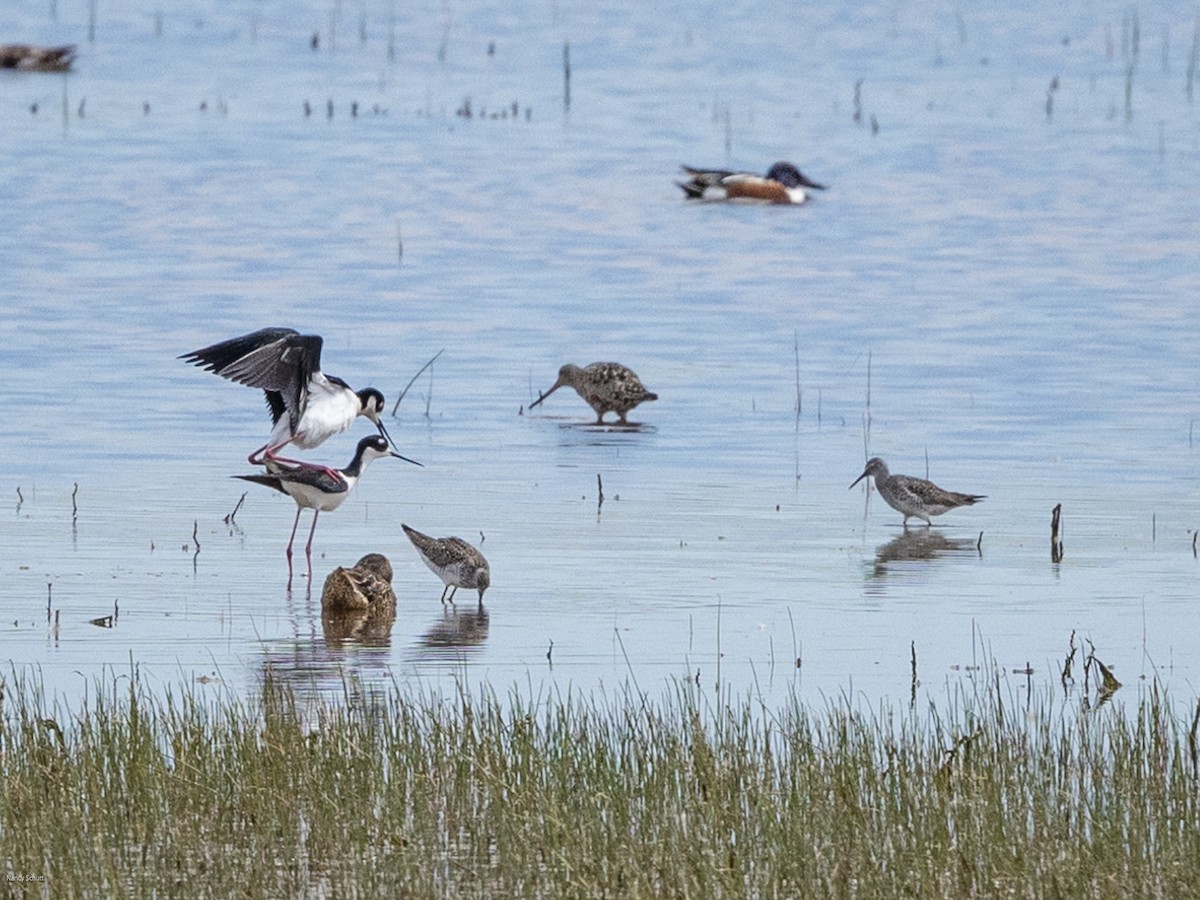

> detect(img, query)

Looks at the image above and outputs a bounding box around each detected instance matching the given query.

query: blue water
[3,0,1199,711]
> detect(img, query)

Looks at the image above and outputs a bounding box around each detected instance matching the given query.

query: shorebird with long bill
[181,327,394,472]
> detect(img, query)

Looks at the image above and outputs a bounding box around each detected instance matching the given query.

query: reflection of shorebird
[321,553,396,611]
[870,529,979,580]
[529,362,657,425]
[420,606,491,650]
[677,162,827,205]
[237,436,411,568]
[181,327,396,473]
[851,457,985,526]
[0,44,76,72]
[402,524,490,605]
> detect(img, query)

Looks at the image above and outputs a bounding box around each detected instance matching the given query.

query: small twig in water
[192,520,200,554]
[1050,503,1064,563]
[597,474,604,512]
[910,641,918,707]
[562,41,571,109]
[224,492,246,525]
[71,482,79,520]
[391,349,445,415]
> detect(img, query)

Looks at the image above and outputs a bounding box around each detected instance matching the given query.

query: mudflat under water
[3,0,1199,710]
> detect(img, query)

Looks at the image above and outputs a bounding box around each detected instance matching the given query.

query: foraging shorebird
[181,327,394,471]
[0,44,76,72]
[402,524,490,606]
[321,553,396,611]
[528,362,657,425]
[677,162,827,205]
[235,435,418,569]
[850,457,985,527]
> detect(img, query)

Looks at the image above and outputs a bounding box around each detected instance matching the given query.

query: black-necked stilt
[401,524,491,606]
[528,362,657,425]
[850,457,985,527]
[236,435,419,574]
[180,327,394,470]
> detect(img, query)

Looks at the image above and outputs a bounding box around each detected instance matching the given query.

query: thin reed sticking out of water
[390,349,445,416]
[1051,502,1064,563]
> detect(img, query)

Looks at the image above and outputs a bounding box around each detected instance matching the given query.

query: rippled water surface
[3,0,1199,709]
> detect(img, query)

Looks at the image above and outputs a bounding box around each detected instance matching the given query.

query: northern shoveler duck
[402,524,491,606]
[528,362,657,425]
[677,161,827,205]
[850,457,985,527]
[0,44,76,72]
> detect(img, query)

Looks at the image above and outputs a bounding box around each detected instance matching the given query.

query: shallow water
[3,0,1199,711]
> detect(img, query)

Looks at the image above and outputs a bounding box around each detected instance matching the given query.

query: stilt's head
[850,457,889,489]
[351,434,423,473]
[529,364,582,409]
[357,388,396,446]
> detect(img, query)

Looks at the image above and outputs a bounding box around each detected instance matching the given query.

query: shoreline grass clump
[2,669,1200,896]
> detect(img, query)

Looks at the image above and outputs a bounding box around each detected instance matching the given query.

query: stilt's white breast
[290,376,360,448]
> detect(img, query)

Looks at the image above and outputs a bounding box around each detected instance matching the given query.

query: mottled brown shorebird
[528,362,657,425]
[321,553,396,611]
[0,44,76,72]
[850,457,985,526]
[402,524,490,605]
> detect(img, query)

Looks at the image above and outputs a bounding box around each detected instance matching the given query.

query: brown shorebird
[321,553,396,611]
[402,524,490,605]
[677,162,827,204]
[850,457,984,527]
[528,362,657,425]
[0,44,76,72]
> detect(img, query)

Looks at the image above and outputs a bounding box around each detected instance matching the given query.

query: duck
[677,161,827,204]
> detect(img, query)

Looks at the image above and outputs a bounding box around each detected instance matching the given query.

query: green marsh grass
[2,669,1200,896]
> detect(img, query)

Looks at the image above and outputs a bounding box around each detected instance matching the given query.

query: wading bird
[181,327,394,472]
[850,457,984,527]
[236,435,418,575]
[402,524,491,606]
[528,362,657,425]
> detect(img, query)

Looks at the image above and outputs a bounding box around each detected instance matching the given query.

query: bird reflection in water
[417,605,491,658]
[869,529,980,581]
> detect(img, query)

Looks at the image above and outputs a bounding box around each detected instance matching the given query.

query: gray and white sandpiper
[850,457,985,526]
[402,524,491,606]
[528,362,657,425]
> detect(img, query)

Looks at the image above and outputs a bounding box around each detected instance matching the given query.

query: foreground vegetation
[2,668,1199,898]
